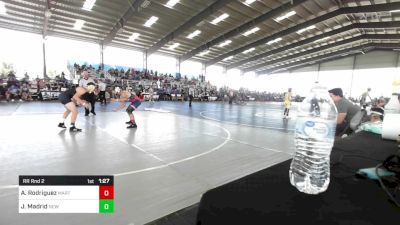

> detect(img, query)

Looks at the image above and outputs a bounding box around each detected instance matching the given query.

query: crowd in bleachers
[215,87,305,102]
[72,64,308,104]
[0,71,72,102]
[0,65,311,104]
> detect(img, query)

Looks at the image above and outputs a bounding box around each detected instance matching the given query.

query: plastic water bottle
[385,93,400,114]
[385,80,400,114]
[289,84,337,194]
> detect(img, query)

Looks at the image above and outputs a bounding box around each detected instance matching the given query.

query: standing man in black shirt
[79,70,96,116]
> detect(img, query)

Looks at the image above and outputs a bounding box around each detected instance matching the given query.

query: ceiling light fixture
[243,27,260,36]
[82,0,96,11]
[141,0,151,8]
[223,56,234,61]
[313,36,329,43]
[198,50,210,56]
[244,0,256,5]
[166,0,179,8]
[275,11,296,22]
[211,13,229,25]
[44,9,52,18]
[267,37,282,45]
[243,47,255,54]
[390,9,400,13]
[169,43,180,50]
[73,19,85,30]
[144,16,159,27]
[129,32,140,41]
[218,40,232,47]
[297,25,316,34]
[187,30,201,39]
[0,1,6,15]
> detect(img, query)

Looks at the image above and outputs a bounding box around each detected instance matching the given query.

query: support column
[349,55,357,98]
[176,57,181,76]
[316,63,321,82]
[100,43,104,70]
[42,39,47,78]
[143,51,148,72]
[222,66,227,86]
[202,63,206,82]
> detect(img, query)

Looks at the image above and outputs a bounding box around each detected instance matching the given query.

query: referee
[79,70,97,116]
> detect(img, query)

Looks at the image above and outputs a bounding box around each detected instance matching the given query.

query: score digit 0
[99,186,114,199]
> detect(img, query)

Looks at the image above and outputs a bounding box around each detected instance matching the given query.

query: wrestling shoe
[127,123,137,128]
[58,123,67,128]
[70,126,82,132]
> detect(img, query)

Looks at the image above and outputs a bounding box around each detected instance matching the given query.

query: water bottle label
[302,120,330,139]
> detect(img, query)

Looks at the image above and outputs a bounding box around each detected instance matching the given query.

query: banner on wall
[67,60,143,73]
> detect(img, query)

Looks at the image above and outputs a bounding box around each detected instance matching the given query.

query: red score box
[99,185,114,199]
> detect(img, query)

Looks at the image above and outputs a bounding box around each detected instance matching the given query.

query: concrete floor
[0,100,296,225]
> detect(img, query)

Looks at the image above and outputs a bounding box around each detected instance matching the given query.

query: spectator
[6,84,20,102]
[356,107,384,134]
[20,83,32,101]
[0,83,6,100]
[98,79,107,105]
[228,89,234,104]
[328,88,361,136]
[148,86,154,103]
[376,97,386,109]
[188,85,194,107]
[283,88,292,119]
[359,88,372,108]
[7,72,16,82]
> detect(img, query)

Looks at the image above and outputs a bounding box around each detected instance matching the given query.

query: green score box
[99,200,114,213]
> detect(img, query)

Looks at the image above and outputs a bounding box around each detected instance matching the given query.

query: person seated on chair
[6,84,20,102]
[376,97,386,109]
[328,88,361,136]
[20,83,32,101]
[356,107,384,134]
[0,83,6,101]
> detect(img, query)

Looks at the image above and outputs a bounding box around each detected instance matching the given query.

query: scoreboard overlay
[19,175,114,213]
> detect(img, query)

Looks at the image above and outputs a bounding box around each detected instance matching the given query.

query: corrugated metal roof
[0,0,399,74]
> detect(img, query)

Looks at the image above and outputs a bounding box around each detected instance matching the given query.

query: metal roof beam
[246,35,365,73]
[0,22,43,35]
[205,2,400,67]
[279,53,361,74]
[146,0,236,55]
[257,44,374,75]
[256,43,399,75]
[102,0,148,46]
[275,52,369,74]
[244,33,400,72]
[275,43,400,73]
[179,0,307,62]
[230,21,400,70]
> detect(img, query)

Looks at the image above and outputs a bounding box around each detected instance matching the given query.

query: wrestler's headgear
[87,82,96,93]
